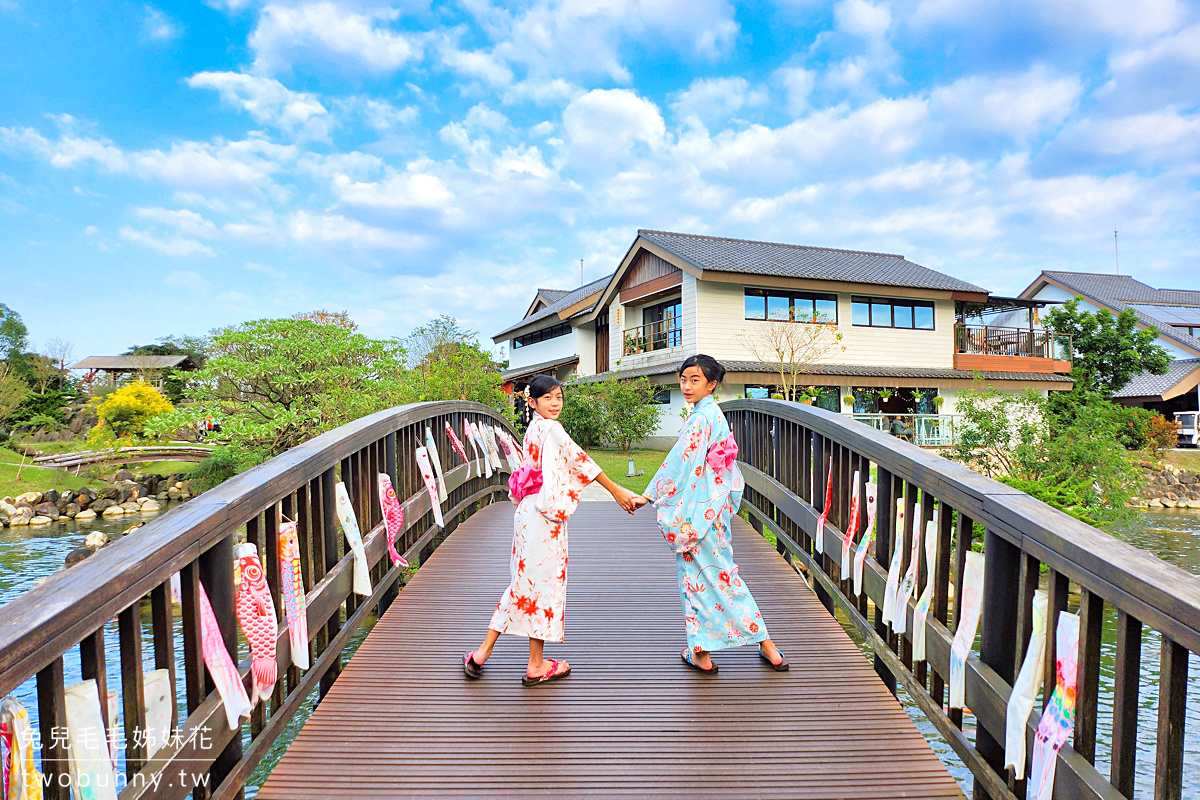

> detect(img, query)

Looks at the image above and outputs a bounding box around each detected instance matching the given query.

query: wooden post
[199,534,242,800]
[874,466,897,697]
[975,528,1020,799]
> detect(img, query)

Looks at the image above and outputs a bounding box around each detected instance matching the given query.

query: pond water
[2,508,1198,796]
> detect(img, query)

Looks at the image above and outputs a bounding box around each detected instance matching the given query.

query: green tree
[145,317,408,466]
[0,303,28,362]
[559,382,607,448]
[0,364,30,428]
[949,385,1142,524]
[126,334,211,402]
[560,377,662,454]
[401,316,508,411]
[1045,297,1170,396]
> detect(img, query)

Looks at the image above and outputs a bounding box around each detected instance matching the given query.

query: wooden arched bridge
[0,401,1196,800]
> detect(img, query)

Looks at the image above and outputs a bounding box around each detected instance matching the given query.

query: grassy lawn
[138,460,199,475]
[0,447,108,499]
[1164,449,1200,472]
[586,448,669,494]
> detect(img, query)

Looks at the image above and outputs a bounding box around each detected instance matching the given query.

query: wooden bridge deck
[258,500,965,799]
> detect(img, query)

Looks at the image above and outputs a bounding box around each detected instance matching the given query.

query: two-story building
[495,230,1074,446]
[1020,271,1200,417]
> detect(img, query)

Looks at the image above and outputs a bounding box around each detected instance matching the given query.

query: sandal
[681,648,718,674]
[759,646,789,672]
[463,651,483,679]
[522,658,571,687]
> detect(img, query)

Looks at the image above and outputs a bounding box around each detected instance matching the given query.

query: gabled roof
[494,272,614,341]
[571,361,1074,385]
[1112,358,1200,401]
[1022,271,1200,357]
[637,230,989,294]
[72,355,194,370]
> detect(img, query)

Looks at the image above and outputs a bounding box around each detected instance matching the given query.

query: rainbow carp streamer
[278,516,310,670]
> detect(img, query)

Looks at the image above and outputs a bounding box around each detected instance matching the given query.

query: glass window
[871,300,891,326]
[652,387,672,404]
[893,303,914,328]
[745,288,838,324]
[745,292,766,320]
[767,295,790,321]
[852,299,870,326]
[914,304,934,329]
[745,386,770,399]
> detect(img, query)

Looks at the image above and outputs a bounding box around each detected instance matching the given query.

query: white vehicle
[1176,411,1199,447]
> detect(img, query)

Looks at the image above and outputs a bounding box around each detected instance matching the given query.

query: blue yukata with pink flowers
[645,395,769,654]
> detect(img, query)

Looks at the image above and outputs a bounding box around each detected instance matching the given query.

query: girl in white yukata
[464,374,639,686]
[635,355,788,674]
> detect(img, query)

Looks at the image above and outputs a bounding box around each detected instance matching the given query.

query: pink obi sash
[706,434,739,477]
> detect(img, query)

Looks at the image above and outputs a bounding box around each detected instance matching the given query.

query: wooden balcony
[953,324,1072,373]
[622,319,682,356]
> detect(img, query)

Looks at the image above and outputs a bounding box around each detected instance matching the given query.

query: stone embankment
[1132,464,1200,509]
[0,469,195,527]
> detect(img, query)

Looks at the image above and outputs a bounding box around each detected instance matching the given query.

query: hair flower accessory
[522,385,532,399]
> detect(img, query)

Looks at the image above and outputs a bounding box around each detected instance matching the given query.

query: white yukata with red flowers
[489,413,601,642]
[645,395,769,654]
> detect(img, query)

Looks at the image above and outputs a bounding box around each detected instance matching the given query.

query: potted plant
[878,387,894,402]
[843,394,855,409]
[932,395,945,412]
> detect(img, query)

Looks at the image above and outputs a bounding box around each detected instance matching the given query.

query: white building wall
[606,275,695,375]
[506,330,577,371]
[693,281,956,368]
[575,326,596,376]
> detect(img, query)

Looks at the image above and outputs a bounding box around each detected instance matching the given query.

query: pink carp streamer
[1028,612,1080,800]
[198,580,253,729]
[840,471,862,580]
[278,517,310,670]
[234,543,277,705]
[814,461,833,554]
[377,473,409,567]
[444,420,471,475]
[494,428,521,470]
[416,447,445,527]
[852,482,878,596]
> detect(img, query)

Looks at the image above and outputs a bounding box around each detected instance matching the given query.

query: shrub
[1143,413,1180,457]
[190,448,241,492]
[94,382,174,438]
[559,383,606,448]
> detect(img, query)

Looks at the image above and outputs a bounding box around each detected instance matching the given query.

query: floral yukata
[489,413,601,642]
[646,395,769,654]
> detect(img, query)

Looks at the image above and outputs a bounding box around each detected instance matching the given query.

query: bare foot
[473,642,495,666]
[759,639,784,666]
[527,657,569,679]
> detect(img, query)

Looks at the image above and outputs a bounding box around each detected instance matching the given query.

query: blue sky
[2,0,1199,358]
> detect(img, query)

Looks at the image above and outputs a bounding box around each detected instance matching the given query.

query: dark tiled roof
[494,273,613,340]
[572,361,1073,384]
[72,355,192,370]
[639,230,988,294]
[536,288,571,304]
[1112,359,1200,399]
[501,355,580,381]
[1038,272,1200,355]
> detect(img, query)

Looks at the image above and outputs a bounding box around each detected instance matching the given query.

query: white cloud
[249,2,422,74]
[120,226,215,257]
[135,206,220,238]
[0,127,129,172]
[672,77,767,127]
[188,71,330,139]
[562,89,666,171]
[464,104,508,132]
[912,0,1185,42]
[287,210,435,251]
[360,98,419,133]
[835,0,891,40]
[931,65,1083,142]
[440,43,514,87]
[245,261,288,279]
[142,6,182,42]
[84,225,99,235]
[775,66,816,116]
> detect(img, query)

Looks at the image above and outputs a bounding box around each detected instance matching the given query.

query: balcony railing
[851,413,960,447]
[954,324,1072,360]
[623,319,682,356]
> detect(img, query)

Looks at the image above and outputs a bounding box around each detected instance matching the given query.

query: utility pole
[580,258,584,286]
[1114,228,1119,275]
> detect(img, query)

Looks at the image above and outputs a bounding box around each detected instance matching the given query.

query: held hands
[611,487,651,515]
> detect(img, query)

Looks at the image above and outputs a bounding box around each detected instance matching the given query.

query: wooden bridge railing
[0,401,514,800]
[725,399,1198,800]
